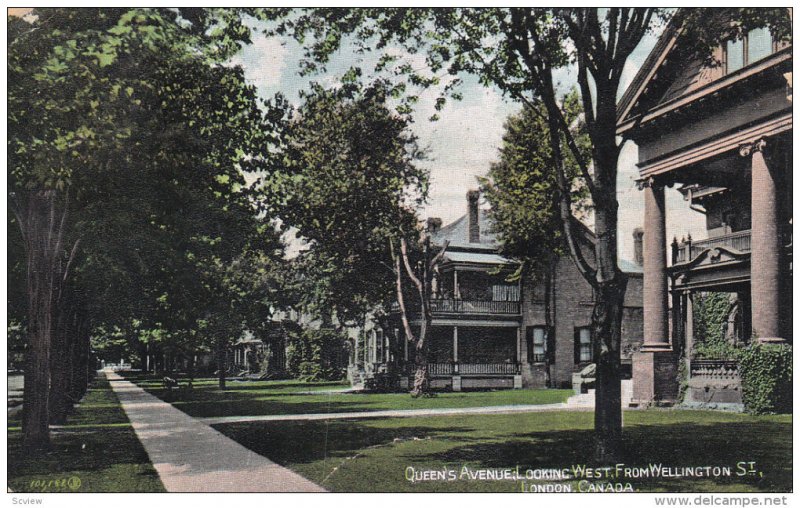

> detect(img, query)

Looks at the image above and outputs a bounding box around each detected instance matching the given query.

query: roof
[430,209,499,251]
[443,251,514,265]
[616,19,681,125]
[618,258,644,275]
[432,210,642,274]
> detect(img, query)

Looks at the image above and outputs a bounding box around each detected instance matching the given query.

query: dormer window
[725,28,774,74]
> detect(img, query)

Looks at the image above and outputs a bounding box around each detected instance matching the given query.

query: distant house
[617,12,792,406]
[358,191,645,390]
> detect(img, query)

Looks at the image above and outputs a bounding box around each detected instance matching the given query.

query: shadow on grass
[420,420,792,492]
[215,411,791,493]
[8,375,165,493]
[214,418,474,466]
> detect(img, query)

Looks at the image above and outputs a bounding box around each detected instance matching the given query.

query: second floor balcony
[391,298,521,316]
[672,230,752,265]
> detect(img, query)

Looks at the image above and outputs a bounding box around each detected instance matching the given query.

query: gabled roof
[617,11,792,136]
[616,20,681,126]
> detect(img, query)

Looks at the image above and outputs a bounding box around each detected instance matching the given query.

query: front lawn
[125,373,572,418]
[213,410,792,493]
[8,373,166,493]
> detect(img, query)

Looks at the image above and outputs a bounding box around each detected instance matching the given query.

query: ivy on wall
[737,343,792,414]
[689,292,791,414]
[693,292,738,360]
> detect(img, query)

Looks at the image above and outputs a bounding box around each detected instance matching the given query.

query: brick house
[617,13,792,405]
[360,191,644,390]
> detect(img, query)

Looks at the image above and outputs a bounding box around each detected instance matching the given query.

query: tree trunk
[187,354,195,389]
[592,273,627,462]
[70,316,90,402]
[48,303,72,425]
[410,315,431,397]
[216,337,227,390]
[17,190,70,451]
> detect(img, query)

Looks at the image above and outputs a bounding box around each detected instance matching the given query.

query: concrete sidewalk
[199,401,593,425]
[106,370,325,493]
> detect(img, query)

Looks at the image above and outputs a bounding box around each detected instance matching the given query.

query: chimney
[633,227,644,266]
[467,190,480,243]
[427,217,442,234]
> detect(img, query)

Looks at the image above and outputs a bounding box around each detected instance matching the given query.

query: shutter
[547,327,556,365]
[525,326,532,364]
[574,328,581,365]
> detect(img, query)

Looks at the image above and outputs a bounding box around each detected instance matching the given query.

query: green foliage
[286,327,349,382]
[274,81,426,324]
[736,344,792,415]
[9,7,288,369]
[692,292,738,360]
[480,91,590,278]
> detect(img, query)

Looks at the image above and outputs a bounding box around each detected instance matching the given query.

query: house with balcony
[359,190,645,390]
[617,11,792,406]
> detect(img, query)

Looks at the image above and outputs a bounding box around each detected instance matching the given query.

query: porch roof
[443,251,514,265]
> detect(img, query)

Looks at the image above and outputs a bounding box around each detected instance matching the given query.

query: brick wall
[520,253,644,388]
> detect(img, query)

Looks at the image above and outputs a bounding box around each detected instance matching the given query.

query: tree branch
[400,236,423,295]
[390,238,416,344]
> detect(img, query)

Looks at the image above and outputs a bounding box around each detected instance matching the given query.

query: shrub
[736,343,792,414]
[286,326,348,381]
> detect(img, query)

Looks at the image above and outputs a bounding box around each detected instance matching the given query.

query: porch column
[744,139,784,343]
[684,291,694,375]
[633,177,677,406]
[453,269,460,299]
[642,177,670,351]
[453,326,458,363]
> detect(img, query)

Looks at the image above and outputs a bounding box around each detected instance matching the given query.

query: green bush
[286,327,348,382]
[736,343,792,415]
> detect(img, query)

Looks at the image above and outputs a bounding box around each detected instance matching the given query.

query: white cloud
[413,86,518,223]
[228,34,288,92]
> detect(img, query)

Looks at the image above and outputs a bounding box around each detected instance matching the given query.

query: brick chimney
[427,217,442,234]
[467,190,480,243]
[633,227,644,266]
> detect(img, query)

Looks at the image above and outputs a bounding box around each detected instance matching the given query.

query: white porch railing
[419,362,519,376]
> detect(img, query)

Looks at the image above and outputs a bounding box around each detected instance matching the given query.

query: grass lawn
[124,373,573,418]
[8,372,165,493]
[213,410,792,493]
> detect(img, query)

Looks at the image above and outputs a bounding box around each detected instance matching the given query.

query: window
[574,327,593,363]
[527,326,553,364]
[375,329,384,363]
[726,28,774,74]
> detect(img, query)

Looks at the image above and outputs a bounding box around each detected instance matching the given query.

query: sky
[231,14,707,264]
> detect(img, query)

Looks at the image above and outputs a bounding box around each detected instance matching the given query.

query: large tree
[272,81,447,395]
[8,7,278,448]
[480,91,590,277]
[264,6,791,459]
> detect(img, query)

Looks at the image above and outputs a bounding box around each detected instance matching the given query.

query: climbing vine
[736,343,792,414]
[692,292,739,360]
